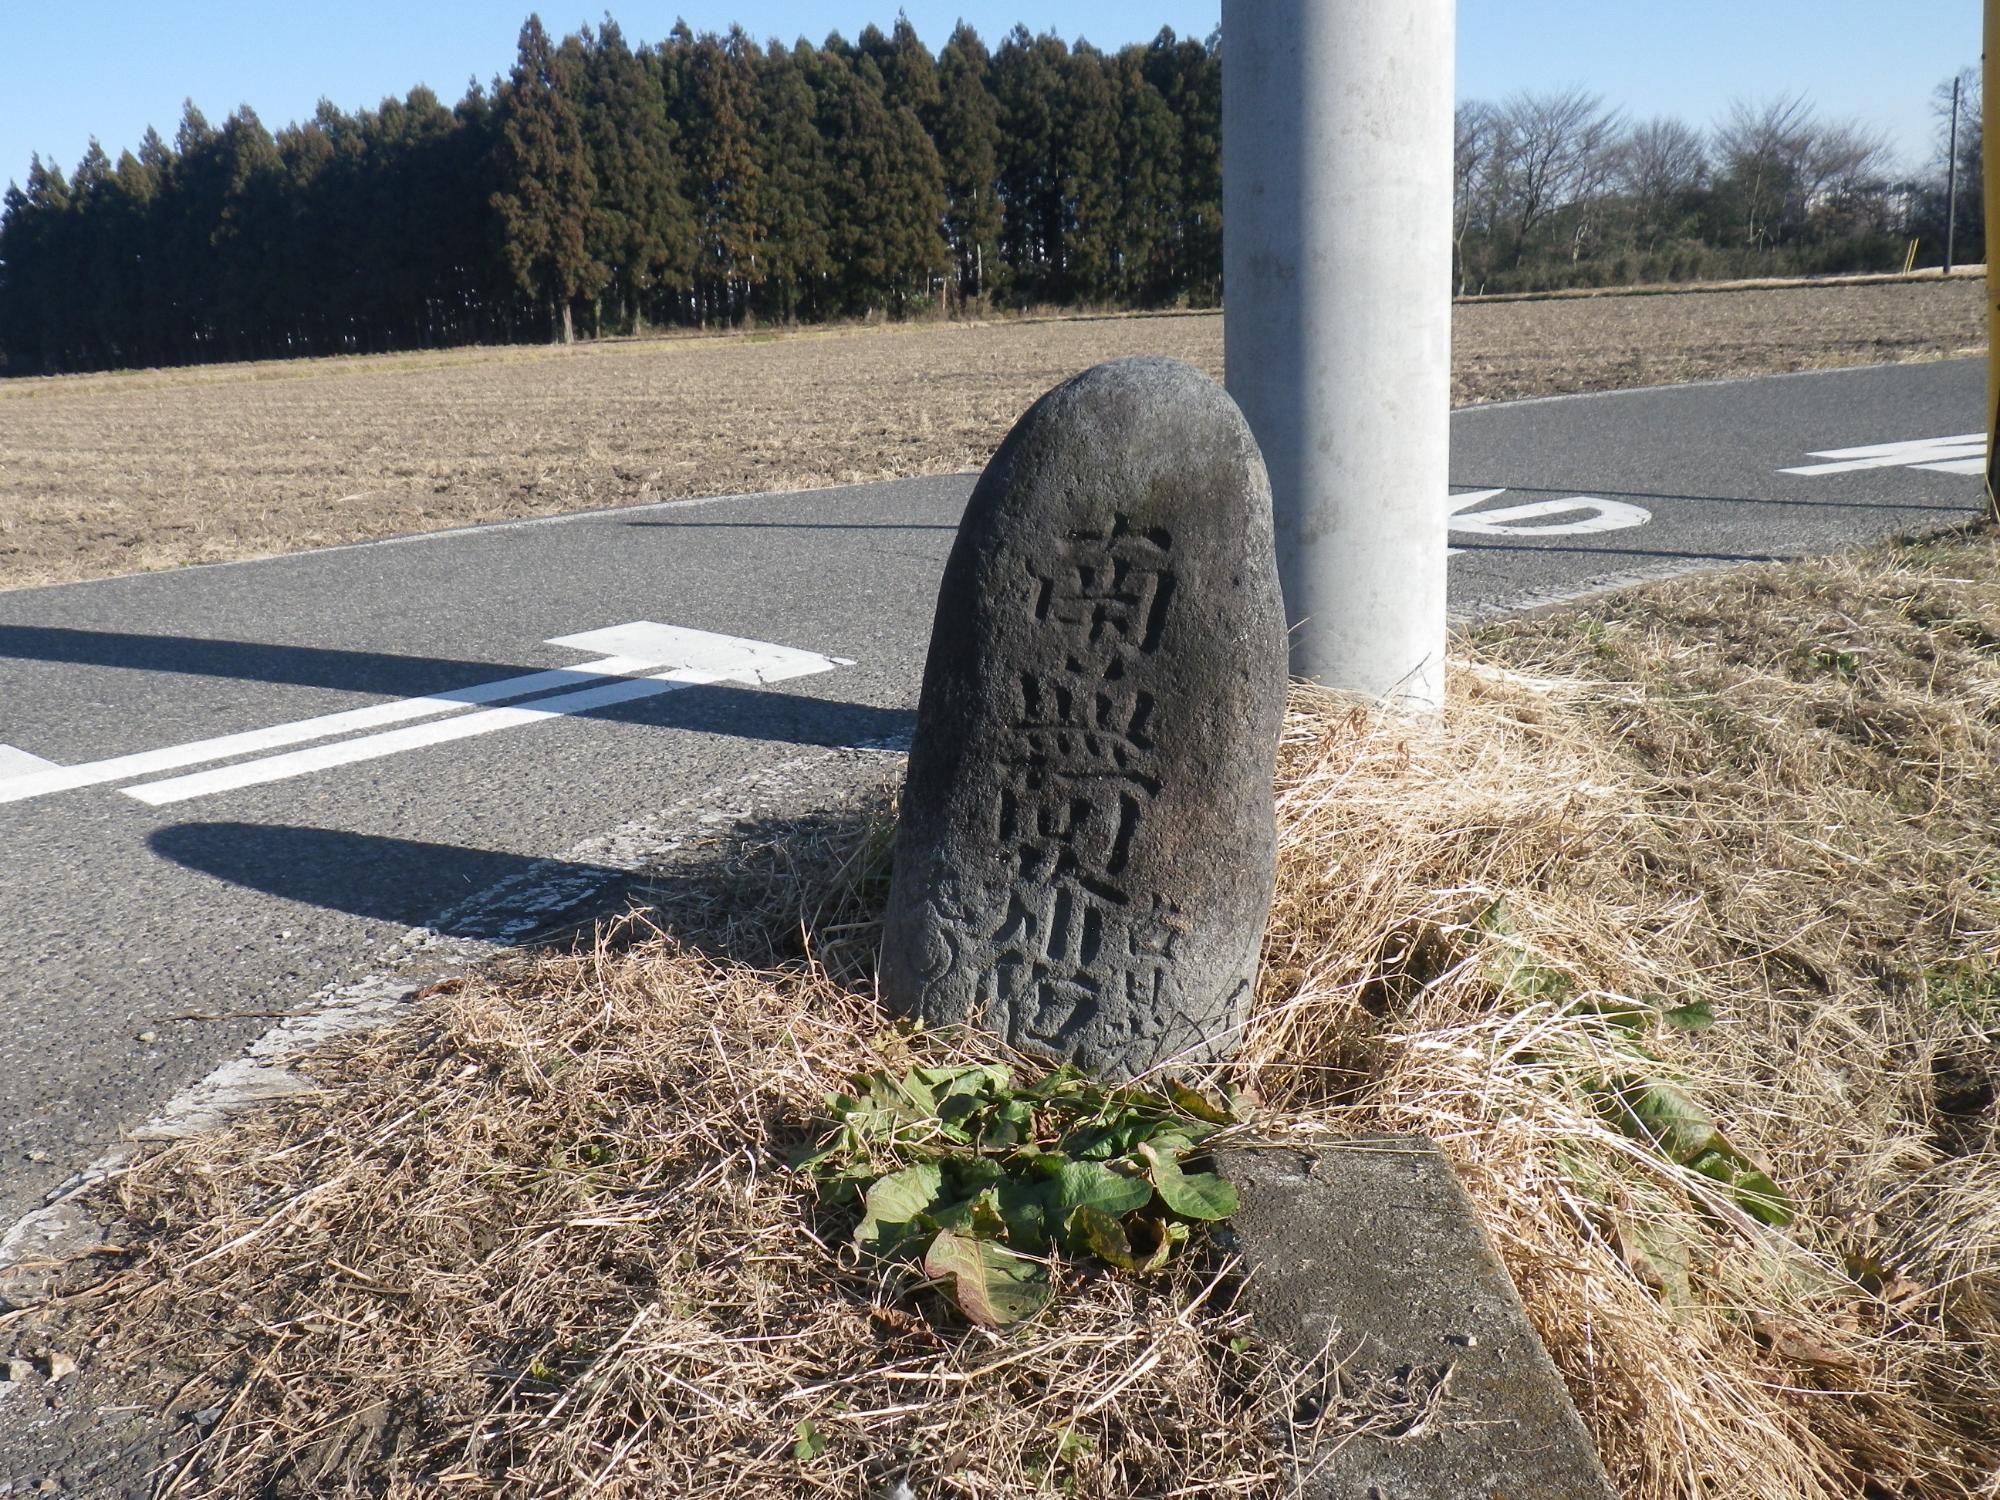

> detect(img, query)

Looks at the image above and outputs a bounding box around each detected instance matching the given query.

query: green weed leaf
[1164,1079,1235,1123]
[1604,1077,1725,1162]
[1141,1142,1239,1220]
[994,1178,1052,1253]
[1050,1159,1154,1221]
[1730,1169,1796,1227]
[1477,901,1573,1007]
[922,1230,1050,1326]
[792,1418,827,1462]
[855,1162,942,1250]
[1069,1205,1181,1272]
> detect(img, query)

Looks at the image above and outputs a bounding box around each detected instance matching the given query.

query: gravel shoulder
[0,277,1985,592]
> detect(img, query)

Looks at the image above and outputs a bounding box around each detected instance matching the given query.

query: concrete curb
[1216,1136,1615,1499]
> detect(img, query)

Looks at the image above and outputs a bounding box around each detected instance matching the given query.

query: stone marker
[880,357,1286,1079]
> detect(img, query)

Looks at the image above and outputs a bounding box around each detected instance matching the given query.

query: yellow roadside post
[1988,0,1999,519]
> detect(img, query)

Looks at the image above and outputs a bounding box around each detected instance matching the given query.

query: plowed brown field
[0,276,1984,591]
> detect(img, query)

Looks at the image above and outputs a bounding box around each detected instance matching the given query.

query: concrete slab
[1216,1136,1614,1500]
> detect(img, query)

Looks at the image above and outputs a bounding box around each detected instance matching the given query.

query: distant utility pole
[1222,0,1455,710]
[1947,75,1961,274]
[1987,0,1998,522]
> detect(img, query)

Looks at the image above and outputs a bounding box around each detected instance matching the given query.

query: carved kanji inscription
[881,358,1286,1079]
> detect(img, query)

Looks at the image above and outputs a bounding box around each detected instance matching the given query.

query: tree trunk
[559,299,575,345]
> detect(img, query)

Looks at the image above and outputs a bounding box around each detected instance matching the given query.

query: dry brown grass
[9,522,1997,1498]
[1251,528,2000,1496]
[0,275,1985,592]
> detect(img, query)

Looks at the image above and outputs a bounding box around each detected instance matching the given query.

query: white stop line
[1449,488,1652,555]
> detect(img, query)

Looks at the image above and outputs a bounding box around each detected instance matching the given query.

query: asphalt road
[0,356,1987,1228]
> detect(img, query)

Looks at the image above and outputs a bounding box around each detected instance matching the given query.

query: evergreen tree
[577,19,694,333]
[880,96,951,310]
[445,80,512,344]
[1059,43,1121,302]
[168,101,229,359]
[68,141,121,366]
[878,17,942,119]
[0,157,71,371]
[671,26,764,324]
[813,47,892,313]
[810,47,948,314]
[377,88,474,348]
[491,14,599,342]
[212,107,286,359]
[934,24,1002,307]
[131,128,175,363]
[101,145,161,365]
[754,41,833,321]
[991,27,1066,302]
[1112,48,1182,305]
[1144,29,1222,304]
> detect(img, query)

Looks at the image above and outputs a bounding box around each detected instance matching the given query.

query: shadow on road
[0,625,913,751]
[622,519,958,531]
[150,793,892,979]
[148,822,635,941]
[1450,540,1790,564]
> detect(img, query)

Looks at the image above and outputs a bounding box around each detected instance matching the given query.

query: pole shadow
[621,520,959,532]
[149,823,635,943]
[150,797,894,977]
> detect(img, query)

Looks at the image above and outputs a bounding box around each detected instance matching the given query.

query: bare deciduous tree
[1709,94,1890,253]
[1712,93,1816,250]
[1452,100,1497,293]
[1800,118,1895,239]
[1487,87,1623,269]
[1615,116,1708,251]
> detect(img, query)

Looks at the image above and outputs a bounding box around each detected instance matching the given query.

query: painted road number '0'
[1448,488,1652,555]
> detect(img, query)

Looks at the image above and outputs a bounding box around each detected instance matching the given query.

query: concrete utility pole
[1947,76,1961,274]
[1222,0,1455,709]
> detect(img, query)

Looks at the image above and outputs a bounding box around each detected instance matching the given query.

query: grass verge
[5,525,1998,1498]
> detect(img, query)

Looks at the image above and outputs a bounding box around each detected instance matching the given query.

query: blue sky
[1,1,1976,191]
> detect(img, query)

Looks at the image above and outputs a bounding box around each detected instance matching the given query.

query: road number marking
[1450,490,1653,536]
[1,622,850,809]
[1780,433,1987,477]
[1448,489,1652,556]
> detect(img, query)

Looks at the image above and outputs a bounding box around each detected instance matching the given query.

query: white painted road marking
[1780,433,1988,477]
[124,657,836,806]
[548,621,854,677]
[2,622,849,808]
[0,745,58,779]
[0,655,663,806]
[1450,490,1654,536]
[1448,489,1653,556]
